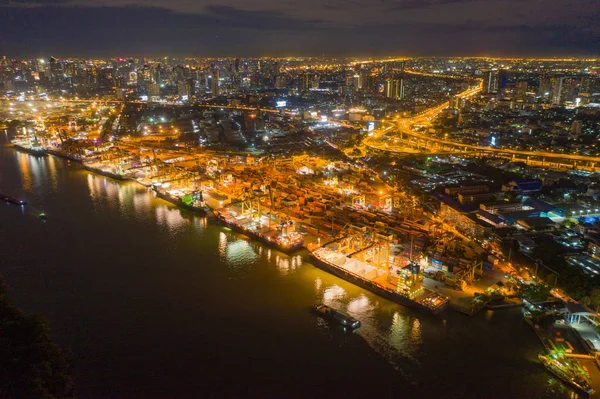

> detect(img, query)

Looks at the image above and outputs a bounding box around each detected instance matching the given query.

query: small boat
[313,304,361,330]
[38,212,46,220]
[0,193,27,206]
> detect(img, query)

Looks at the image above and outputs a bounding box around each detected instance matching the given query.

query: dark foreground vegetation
[0,274,73,399]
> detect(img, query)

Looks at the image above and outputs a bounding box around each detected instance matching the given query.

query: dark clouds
[0,0,597,56]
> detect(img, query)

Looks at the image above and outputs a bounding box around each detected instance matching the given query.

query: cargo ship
[213,209,304,254]
[11,140,47,157]
[310,245,449,315]
[46,148,83,162]
[83,163,132,181]
[538,354,594,396]
[153,187,208,214]
[313,304,361,330]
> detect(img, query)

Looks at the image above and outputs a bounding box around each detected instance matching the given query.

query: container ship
[309,228,448,315]
[83,163,132,181]
[11,140,47,157]
[213,207,304,254]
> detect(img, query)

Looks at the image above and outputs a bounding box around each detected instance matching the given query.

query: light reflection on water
[275,254,302,275]
[154,205,190,233]
[218,232,258,278]
[218,230,305,278]
[13,151,59,193]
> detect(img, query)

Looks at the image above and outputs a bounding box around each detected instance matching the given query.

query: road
[362,83,600,166]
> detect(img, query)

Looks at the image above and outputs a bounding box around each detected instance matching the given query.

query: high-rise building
[571,120,582,138]
[538,72,551,99]
[497,70,509,97]
[177,80,192,101]
[451,96,461,109]
[384,79,402,100]
[561,78,579,104]
[482,70,498,94]
[550,77,563,106]
[365,75,377,91]
[148,83,160,98]
[301,73,310,92]
[358,69,368,89]
[311,75,320,90]
[515,81,528,101]
[211,69,220,96]
[579,77,592,96]
[578,77,592,104]
[398,78,404,99]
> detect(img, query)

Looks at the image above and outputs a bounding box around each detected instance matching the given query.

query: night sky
[0,0,598,57]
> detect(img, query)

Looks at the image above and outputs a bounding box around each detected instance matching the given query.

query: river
[0,130,580,398]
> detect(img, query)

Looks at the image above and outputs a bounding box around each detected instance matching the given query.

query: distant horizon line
[2,54,600,61]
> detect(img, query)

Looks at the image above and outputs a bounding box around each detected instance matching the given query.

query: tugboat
[313,304,361,330]
[0,193,27,206]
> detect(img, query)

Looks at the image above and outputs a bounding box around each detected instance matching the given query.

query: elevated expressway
[362,83,600,172]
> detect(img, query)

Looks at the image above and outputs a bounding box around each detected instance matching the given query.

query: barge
[313,304,361,330]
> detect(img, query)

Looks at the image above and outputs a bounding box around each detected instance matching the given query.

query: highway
[362,84,600,168]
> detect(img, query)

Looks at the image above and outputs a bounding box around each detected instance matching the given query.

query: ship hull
[153,189,208,215]
[83,164,131,181]
[309,253,448,315]
[46,149,82,162]
[11,143,47,157]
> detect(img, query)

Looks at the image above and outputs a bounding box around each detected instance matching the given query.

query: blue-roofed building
[502,179,542,194]
[524,198,566,217]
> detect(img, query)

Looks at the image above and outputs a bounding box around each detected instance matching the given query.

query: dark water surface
[0,132,578,398]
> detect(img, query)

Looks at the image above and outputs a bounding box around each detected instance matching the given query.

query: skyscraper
[211,69,220,96]
[301,73,310,92]
[482,70,498,94]
[578,77,592,104]
[561,78,579,104]
[497,70,509,97]
[177,80,192,101]
[538,72,551,99]
[550,77,563,106]
[384,79,402,100]
[515,81,528,101]
[571,120,582,137]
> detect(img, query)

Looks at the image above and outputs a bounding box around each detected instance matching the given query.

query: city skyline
[1,0,599,57]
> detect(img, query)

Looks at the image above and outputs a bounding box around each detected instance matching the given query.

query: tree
[0,274,73,398]
[589,287,600,313]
